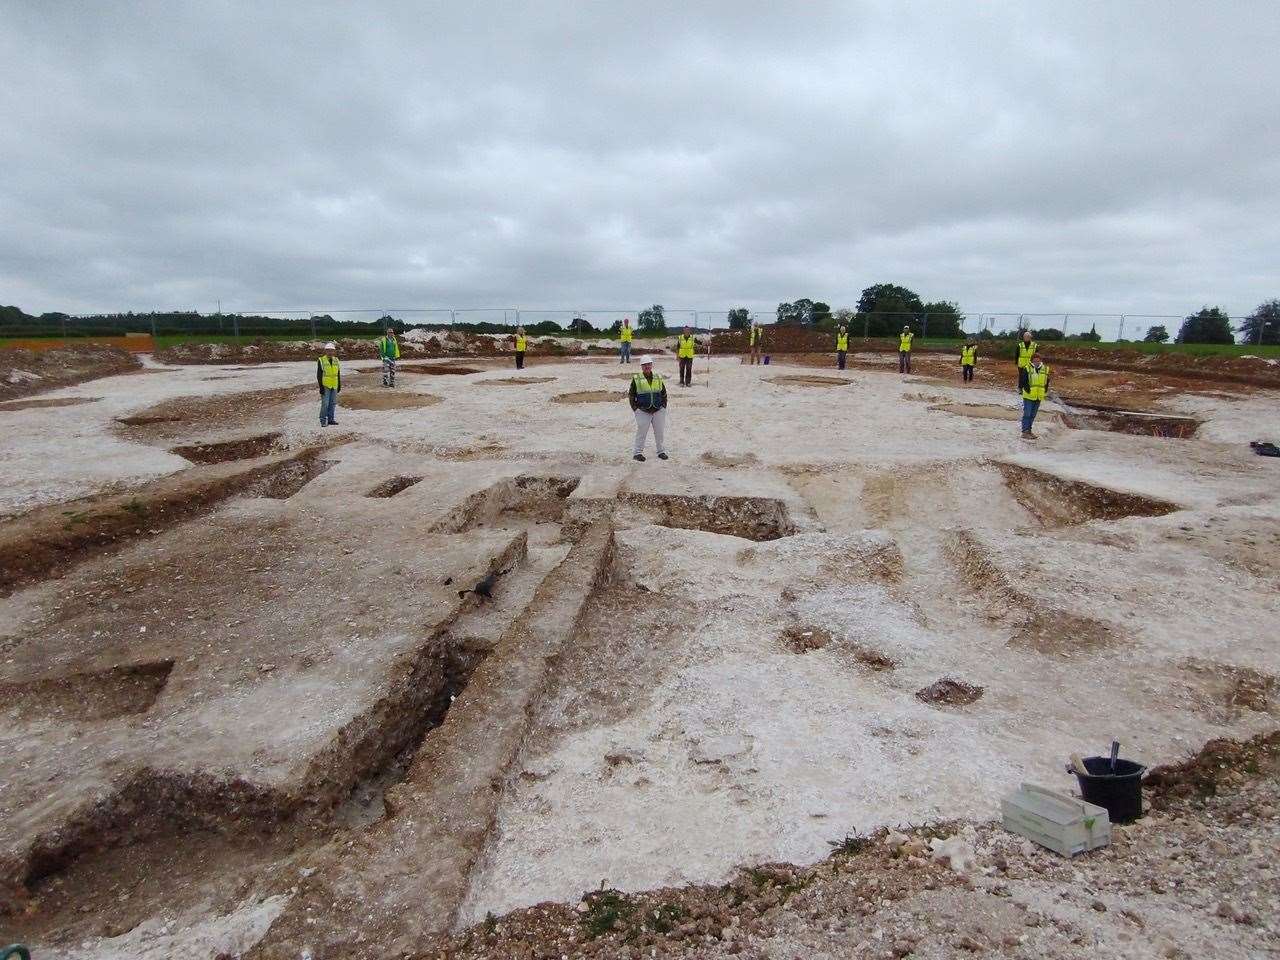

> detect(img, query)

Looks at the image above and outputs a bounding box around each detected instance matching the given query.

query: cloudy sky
[2,1,1278,328]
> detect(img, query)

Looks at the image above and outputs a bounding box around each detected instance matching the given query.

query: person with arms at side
[677,325,696,386]
[619,317,633,364]
[629,356,669,462]
[836,324,848,370]
[898,326,914,374]
[749,321,763,365]
[1016,329,1037,393]
[1021,354,1050,440]
[375,326,400,387]
[317,341,341,427]
[960,338,977,382]
[513,326,527,370]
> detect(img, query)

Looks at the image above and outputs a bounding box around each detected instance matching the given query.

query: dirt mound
[997,463,1179,527]
[339,389,443,410]
[0,396,101,412]
[0,344,141,401]
[476,376,557,385]
[930,402,1021,421]
[1181,658,1278,718]
[915,677,984,705]
[780,625,831,653]
[1144,730,1280,808]
[766,374,852,387]
[552,389,624,404]
[170,432,282,464]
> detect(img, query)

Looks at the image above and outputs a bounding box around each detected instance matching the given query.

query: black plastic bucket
[1075,756,1145,823]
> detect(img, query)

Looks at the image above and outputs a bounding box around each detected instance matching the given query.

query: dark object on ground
[443,576,453,585]
[458,567,511,601]
[1074,755,1145,823]
[915,677,984,705]
[1250,440,1279,457]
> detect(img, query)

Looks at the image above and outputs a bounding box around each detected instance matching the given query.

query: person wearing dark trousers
[1016,330,1038,394]
[317,342,341,426]
[898,327,914,373]
[676,326,696,386]
[960,339,976,382]
[514,326,527,370]
[1021,356,1049,439]
[629,356,669,461]
[836,325,848,370]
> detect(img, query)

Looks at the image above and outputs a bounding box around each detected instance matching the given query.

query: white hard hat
[324,342,337,350]
[640,355,654,365]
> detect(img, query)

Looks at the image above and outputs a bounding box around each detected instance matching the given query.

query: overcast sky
[2,1,1278,327]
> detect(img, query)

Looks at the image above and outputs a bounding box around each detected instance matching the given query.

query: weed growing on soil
[827,832,873,857]
[580,889,635,938]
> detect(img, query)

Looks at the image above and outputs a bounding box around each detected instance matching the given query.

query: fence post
[922,313,928,337]
[310,314,317,339]
[1117,316,1126,341]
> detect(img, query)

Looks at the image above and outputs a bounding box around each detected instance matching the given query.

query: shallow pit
[996,462,1179,527]
[0,396,101,412]
[433,475,583,533]
[338,389,443,411]
[367,475,425,498]
[551,389,625,404]
[0,660,174,723]
[765,375,852,387]
[241,457,337,499]
[115,414,184,426]
[620,492,796,542]
[930,402,1021,422]
[170,432,283,464]
[1062,401,1200,438]
[397,363,483,375]
[476,376,557,386]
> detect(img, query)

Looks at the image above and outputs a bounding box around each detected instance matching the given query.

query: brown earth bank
[416,732,1280,960]
[711,328,1280,390]
[0,345,141,400]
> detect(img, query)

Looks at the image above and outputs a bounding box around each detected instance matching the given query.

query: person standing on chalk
[898,326,914,374]
[836,325,848,370]
[960,339,977,383]
[1021,355,1050,440]
[629,356,669,462]
[619,317,634,364]
[513,326,527,370]
[375,326,399,387]
[749,321,763,365]
[677,325,696,387]
[317,341,341,427]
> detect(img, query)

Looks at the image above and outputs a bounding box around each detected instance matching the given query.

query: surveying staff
[836,325,849,370]
[898,326,914,373]
[960,339,977,382]
[677,326,696,386]
[629,356,669,462]
[749,321,763,365]
[375,326,400,387]
[1016,330,1038,393]
[1021,355,1050,440]
[619,318,634,364]
[317,342,341,427]
[514,326,527,370]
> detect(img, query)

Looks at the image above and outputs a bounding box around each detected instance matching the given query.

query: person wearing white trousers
[629,356,669,462]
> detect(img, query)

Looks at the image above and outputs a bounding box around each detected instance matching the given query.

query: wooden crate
[1001,783,1111,856]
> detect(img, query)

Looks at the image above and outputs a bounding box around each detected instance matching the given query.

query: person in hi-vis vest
[619,318,633,364]
[676,326,696,386]
[513,326,527,370]
[898,326,914,373]
[960,339,977,383]
[1021,355,1050,439]
[1016,330,1038,393]
[836,325,849,370]
[628,356,669,462]
[375,326,400,387]
[317,342,341,427]
[749,321,763,365]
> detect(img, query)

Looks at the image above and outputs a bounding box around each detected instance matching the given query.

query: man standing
[1016,329,1038,393]
[619,318,633,364]
[677,325,696,386]
[514,326,527,370]
[1021,355,1050,440]
[749,321,763,365]
[629,356,669,462]
[375,326,400,387]
[960,339,977,383]
[898,326,914,373]
[836,325,849,370]
[317,342,341,427]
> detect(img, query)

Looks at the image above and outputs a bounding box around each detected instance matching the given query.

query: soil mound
[915,677,984,705]
[0,345,140,401]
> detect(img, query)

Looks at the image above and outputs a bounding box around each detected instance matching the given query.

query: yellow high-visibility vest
[750,327,760,345]
[318,355,340,389]
[1022,364,1050,401]
[515,334,527,351]
[836,332,848,351]
[899,332,914,352]
[677,335,696,358]
[961,345,976,366]
[375,336,400,360]
[1017,340,1038,369]
[620,326,633,343]
[632,372,665,411]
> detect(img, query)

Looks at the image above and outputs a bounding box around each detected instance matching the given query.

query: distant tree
[1032,327,1065,341]
[608,319,623,334]
[776,298,830,326]
[1176,306,1233,344]
[921,301,964,338]
[569,316,595,333]
[1238,299,1280,345]
[833,308,855,326]
[638,304,666,332]
[1143,325,1170,343]
[727,308,750,330]
[1068,323,1101,342]
[377,314,401,331]
[855,283,926,337]
[527,320,563,335]
[975,328,995,341]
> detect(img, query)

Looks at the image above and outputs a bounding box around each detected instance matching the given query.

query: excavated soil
[112,385,308,443]
[338,388,443,410]
[780,624,832,653]
[0,344,141,401]
[551,389,625,404]
[170,432,283,464]
[0,396,101,411]
[765,374,852,387]
[475,376,558,385]
[700,450,761,468]
[930,402,1022,421]
[0,660,174,723]
[239,457,337,499]
[620,493,797,541]
[997,462,1180,527]
[914,677,985,705]
[1062,400,1202,438]
[397,364,484,375]
[367,475,425,498]
[432,475,583,534]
